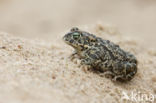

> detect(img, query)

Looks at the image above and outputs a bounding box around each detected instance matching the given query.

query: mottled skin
[63,27,137,82]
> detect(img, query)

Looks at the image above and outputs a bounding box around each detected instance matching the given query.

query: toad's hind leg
[124,62,137,80]
[123,62,137,76]
[97,60,113,72]
[112,62,137,81]
[113,62,137,74]
[97,62,115,78]
[102,71,115,79]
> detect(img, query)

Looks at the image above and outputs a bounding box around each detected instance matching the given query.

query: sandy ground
[0,24,156,103]
[0,0,156,103]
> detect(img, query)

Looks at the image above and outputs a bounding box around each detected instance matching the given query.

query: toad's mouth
[63,37,75,47]
[63,37,71,44]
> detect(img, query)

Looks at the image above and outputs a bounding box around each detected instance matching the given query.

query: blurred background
[0,0,155,47]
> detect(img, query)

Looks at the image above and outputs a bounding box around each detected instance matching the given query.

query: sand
[0,24,156,103]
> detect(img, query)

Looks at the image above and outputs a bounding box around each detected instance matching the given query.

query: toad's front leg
[69,50,78,60]
[112,61,137,82]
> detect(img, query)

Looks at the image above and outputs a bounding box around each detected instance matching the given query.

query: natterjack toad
[63,27,137,82]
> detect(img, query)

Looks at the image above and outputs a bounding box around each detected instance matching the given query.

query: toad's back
[97,38,136,63]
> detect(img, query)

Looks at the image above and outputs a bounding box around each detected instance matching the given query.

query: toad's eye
[73,32,80,39]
